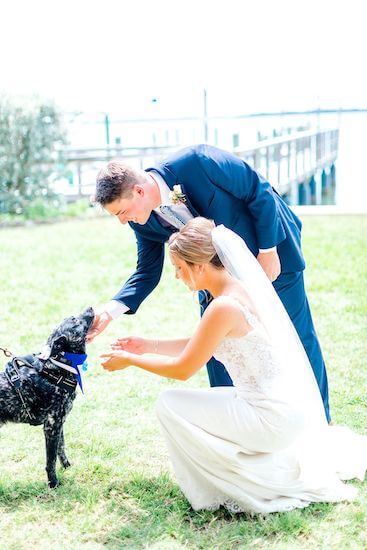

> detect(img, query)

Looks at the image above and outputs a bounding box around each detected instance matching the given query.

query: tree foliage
[0,96,67,215]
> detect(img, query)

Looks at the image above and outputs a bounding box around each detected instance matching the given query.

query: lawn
[0,215,366,549]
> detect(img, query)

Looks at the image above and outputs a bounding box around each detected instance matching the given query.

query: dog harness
[40,357,79,393]
[4,351,88,422]
[5,357,37,422]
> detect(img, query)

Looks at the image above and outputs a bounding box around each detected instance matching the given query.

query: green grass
[0,215,366,549]
[0,198,96,225]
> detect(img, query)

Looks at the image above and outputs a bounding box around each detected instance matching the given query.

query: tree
[0,96,67,215]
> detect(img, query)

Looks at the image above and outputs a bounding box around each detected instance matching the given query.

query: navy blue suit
[113,144,330,421]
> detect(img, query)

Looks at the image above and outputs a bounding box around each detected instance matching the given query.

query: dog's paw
[48,478,59,489]
[61,459,71,469]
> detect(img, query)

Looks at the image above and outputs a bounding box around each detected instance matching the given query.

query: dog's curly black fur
[0,307,94,488]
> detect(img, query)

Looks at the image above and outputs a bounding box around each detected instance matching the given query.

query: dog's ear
[50,335,68,355]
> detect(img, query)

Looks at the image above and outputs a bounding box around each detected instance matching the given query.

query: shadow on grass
[0,480,54,508]
[0,474,99,511]
[103,473,336,548]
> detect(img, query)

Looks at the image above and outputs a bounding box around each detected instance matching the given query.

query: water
[334,112,367,209]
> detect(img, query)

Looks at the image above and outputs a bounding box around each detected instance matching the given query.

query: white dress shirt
[152,171,193,227]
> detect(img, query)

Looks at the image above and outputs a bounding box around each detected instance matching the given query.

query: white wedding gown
[156,296,367,514]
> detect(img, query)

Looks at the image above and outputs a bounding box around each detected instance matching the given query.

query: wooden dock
[235,128,338,204]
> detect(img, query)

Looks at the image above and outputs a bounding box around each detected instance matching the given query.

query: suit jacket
[114,144,305,314]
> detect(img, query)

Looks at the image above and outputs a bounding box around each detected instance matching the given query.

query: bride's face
[170,253,201,291]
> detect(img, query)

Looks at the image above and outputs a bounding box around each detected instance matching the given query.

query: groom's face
[104,185,153,225]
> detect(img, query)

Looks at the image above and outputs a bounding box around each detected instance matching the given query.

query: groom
[89,144,331,422]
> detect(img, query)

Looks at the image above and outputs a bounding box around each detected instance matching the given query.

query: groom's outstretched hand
[86,310,112,342]
[257,250,281,282]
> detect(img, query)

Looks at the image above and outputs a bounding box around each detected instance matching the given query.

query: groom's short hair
[95,162,143,205]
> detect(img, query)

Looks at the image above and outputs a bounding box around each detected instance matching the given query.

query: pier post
[290,180,299,205]
[315,170,323,205]
[298,182,306,205]
[309,176,316,205]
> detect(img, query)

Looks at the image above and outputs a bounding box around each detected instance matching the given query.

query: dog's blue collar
[63,352,87,367]
[63,352,88,393]
[50,352,88,393]
[37,347,88,394]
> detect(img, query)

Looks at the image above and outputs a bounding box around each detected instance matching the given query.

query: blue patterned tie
[159,205,186,229]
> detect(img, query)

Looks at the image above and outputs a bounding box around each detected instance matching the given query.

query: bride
[100,217,367,514]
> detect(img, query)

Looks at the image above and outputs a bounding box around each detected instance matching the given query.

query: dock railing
[63,128,339,204]
[234,128,339,203]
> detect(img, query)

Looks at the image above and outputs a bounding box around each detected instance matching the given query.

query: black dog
[0,307,94,488]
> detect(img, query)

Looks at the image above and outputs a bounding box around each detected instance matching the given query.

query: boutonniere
[169,184,186,205]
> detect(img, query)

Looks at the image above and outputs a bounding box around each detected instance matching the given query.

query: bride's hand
[100,351,132,371]
[111,336,148,355]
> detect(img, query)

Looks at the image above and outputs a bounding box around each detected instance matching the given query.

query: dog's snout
[81,307,95,330]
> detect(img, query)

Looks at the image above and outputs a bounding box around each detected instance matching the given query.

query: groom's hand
[86,310,112,342]
[257,250,281,282]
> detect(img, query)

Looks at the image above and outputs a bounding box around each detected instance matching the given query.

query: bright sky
[2,0,367,118]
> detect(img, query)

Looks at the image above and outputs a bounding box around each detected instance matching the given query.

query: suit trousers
[200,271,331,423]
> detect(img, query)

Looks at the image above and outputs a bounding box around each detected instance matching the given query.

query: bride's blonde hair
[168,217,224,268]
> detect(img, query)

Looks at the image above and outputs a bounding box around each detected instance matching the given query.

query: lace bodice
[213,296,285,394]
